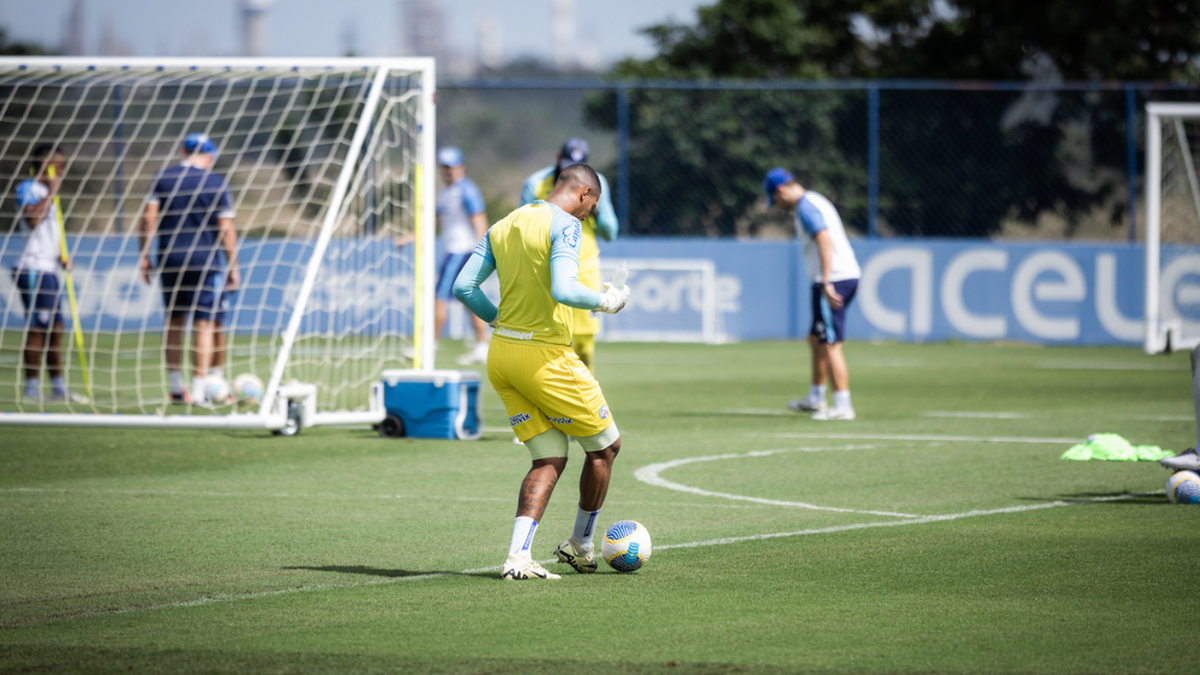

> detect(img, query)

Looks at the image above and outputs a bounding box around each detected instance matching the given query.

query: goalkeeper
[453,164,630,581]
[519,138,618,372]
[11,144,84,403]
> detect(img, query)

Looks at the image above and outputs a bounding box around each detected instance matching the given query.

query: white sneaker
[787,396,826,413]
[456,343,489,365]
[554,538,597,574]
[1160,448,1200,471]
[501,555,560,580]
[49,389,89,404]
[812,407,856,421]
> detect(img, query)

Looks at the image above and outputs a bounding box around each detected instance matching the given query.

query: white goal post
[1145,103,1200,354]
[597,258,723,344]
[0,57,436,431]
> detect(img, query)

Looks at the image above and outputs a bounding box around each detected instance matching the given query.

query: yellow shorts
[487,339,614,443]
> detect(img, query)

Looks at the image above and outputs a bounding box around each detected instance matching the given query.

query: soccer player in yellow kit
[519,138,618,371]
[454,164,630,581]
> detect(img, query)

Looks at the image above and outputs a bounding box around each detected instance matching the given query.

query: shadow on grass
[282,565,498,580]
[1017,492,1166,505]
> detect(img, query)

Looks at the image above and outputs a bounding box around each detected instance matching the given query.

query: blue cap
[14,179,43,208]
[182,132,218,155]
[437,146,463,167]
[763,167,794,206]
[557,137,589,171]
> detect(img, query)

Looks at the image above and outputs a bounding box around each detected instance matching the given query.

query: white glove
[596,282,631,314]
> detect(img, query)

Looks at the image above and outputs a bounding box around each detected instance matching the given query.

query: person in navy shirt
[139,133,240,405]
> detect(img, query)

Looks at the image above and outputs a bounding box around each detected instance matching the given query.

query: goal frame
[597,258,723,344]
[1144,102,1200,354]
[0,56,437,431]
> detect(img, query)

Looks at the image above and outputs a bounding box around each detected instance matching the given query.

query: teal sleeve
[549,211,602,310]
[550,256,602,310]
[452,234,499,324]
[594,172,618,242]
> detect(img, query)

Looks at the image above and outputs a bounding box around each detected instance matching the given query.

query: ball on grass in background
[204,375,231,404]
[1166,470,1200,504]
[601,520,652,572]
[233,373,265,405]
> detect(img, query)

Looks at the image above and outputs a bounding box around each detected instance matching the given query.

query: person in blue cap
[11,143,85,403]
[139,132,240,405]
[764,168,861,421]
[520,138,618,373]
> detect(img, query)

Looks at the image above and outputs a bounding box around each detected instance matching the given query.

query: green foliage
[587,0,1200,236]
[0,28,50,56]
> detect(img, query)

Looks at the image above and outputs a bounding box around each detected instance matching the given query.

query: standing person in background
[1159,343,1200,471]
[520,138,618,372]
[764,168,861,421]
[398,146,491,364]
[454,164,631,581]
[11,144,84,403]
[139,132,240,405]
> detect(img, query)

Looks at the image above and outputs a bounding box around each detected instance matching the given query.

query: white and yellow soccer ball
[1166,470,1200,504]
[204,375,232,405]
[233,373,265,405]
[600,520,652,572]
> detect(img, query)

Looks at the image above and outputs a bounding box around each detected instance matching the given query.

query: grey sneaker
[787,396,826,413]
[554,538,598,574]
[1160,448,1200,471]
[501,555,560,580]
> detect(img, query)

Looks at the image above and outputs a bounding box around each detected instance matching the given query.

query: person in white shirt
[11,144,81,403]
[764,168,861,421]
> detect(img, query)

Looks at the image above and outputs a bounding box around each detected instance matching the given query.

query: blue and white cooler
[379,369,483,440]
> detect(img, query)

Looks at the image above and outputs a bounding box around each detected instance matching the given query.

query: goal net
[0,57,436,431]
[597,258,723,344]
[1144,103,1200,354]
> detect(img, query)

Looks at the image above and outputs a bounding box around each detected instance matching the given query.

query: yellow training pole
[47,166,91,401]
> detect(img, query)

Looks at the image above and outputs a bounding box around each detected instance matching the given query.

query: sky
[0,0,707,69]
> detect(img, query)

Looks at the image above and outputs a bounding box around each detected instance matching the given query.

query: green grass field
[1,340,1196,674]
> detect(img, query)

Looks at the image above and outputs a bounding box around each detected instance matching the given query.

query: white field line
[633,445,921,518]
[0,487,510,503]
[714,408,794,416]
[5,490,1154,629]
[762,431,1082,444]
[1,486,766,510]
[1035,361,1185,371]
[921,411,1031,419]
[656,493,1156,551]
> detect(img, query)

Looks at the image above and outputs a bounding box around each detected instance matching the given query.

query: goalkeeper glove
[596,282,631,314]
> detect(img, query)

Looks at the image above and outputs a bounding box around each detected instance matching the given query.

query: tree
[585,0,1200,237]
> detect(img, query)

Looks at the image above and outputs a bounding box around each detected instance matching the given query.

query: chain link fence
[438,81,1200,243]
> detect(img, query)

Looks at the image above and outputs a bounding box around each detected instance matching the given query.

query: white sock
[572,505,600,550]
[834,390,852,411]
[210,367,224,379]
[25,377,38,392]
[50,375,65,393]
[810,384,826,401]
[508,516,538,558]
[191,375,207,400]
[168,370,185,393]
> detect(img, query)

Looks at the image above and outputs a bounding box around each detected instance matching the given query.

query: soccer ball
[1166,470,1200,504]
[204,375,232,405]
[600,520,652,572]
[233,373,265,405]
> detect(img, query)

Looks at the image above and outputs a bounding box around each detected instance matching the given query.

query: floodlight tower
[241,0,274,57]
